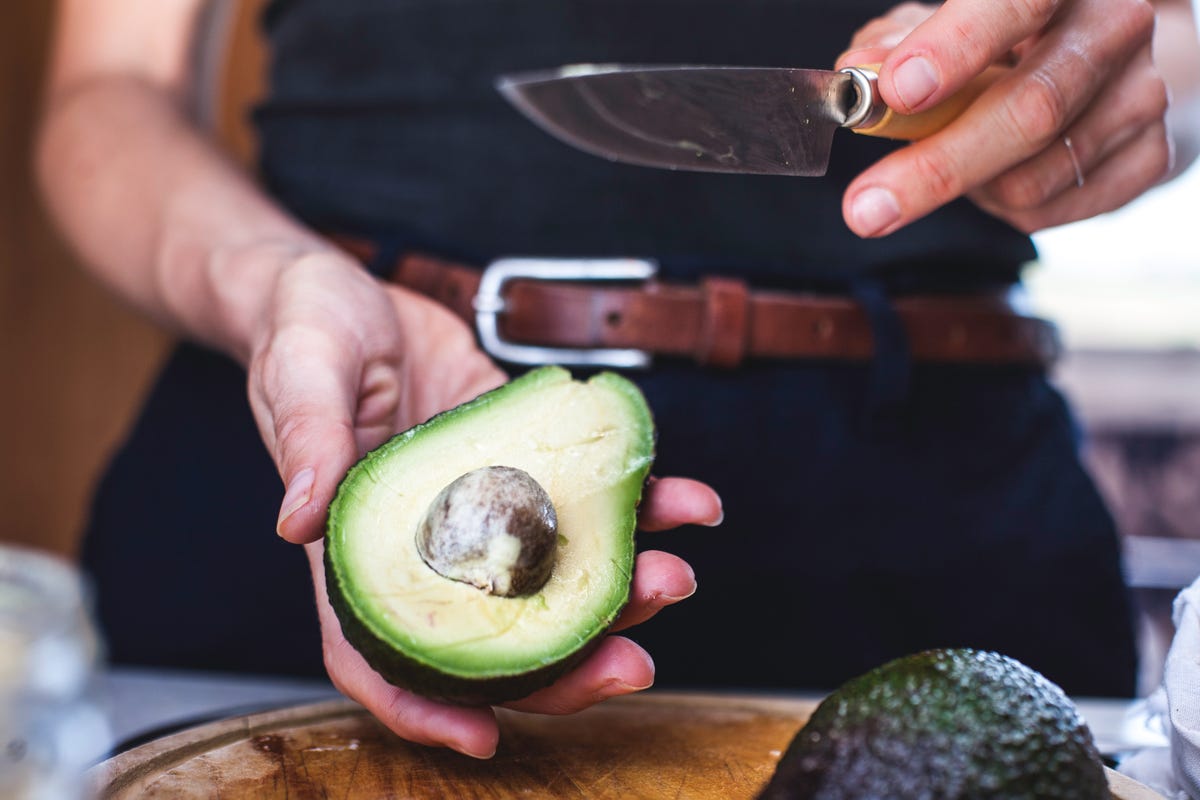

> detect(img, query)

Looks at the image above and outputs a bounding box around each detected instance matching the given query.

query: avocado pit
[416,466,558,597]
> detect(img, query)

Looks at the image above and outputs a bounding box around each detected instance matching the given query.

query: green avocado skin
[323,367,654,706]
[757,648,1109,800]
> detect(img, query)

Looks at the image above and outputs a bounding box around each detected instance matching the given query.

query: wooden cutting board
[88,692,1162,799]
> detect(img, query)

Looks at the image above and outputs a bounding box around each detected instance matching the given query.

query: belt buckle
[473,257,659,368]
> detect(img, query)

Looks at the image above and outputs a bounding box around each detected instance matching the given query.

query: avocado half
[324,367,655,705]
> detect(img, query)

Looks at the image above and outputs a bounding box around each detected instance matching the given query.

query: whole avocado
[758,648,1108,800]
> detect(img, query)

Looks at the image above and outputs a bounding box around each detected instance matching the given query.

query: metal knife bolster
[838,67,885,130]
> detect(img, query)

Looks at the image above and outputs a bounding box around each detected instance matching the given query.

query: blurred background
[1,0,1197,695]
[1,0,262,560]
[1028,156,1200,694]
[1,1,173,560]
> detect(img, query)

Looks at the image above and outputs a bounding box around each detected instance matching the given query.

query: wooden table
[89,691,1163,799]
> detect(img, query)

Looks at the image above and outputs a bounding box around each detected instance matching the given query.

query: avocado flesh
[758,648,1108,800]
[325,367,654,704]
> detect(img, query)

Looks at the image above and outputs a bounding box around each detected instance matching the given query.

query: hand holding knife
[498,0,1183,238]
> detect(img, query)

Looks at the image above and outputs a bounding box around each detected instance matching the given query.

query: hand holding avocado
[243,265,720,758]
[326,368,665,706]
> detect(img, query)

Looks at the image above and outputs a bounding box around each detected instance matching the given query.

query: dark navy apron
[81,0,1137,697]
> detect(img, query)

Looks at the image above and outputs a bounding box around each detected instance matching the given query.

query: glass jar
[0,544,111,800]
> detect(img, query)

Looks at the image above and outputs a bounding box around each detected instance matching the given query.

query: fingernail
[277,467,315,533]
[849,187,901,237]
[599,676,654,699]
[892,56,938,111]
[654,559,699,604]
[596,647,656,699]
[702,507,724,527]
[876,31,905,49]
[457,738,498,760]
[659,579,698,605]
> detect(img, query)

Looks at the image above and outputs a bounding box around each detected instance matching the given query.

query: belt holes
[605,311,623,328]
[813,317,834,341]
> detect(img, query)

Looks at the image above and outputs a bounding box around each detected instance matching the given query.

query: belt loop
[365,235,406,280]
[851,278,911,426]
[696,276,751,367]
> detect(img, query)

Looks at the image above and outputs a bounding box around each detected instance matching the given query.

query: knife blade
[496,64,1000,177]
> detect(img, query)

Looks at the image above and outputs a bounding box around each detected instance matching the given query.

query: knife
[497,63,1002,177]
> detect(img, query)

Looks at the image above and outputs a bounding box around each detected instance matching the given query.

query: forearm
[36,74,331,364]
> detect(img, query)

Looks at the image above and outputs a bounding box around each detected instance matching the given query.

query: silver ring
[1063,135,1085,189]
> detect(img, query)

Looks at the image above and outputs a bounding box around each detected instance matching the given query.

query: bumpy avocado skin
[758,648,1108,800]
[324,367,654,706]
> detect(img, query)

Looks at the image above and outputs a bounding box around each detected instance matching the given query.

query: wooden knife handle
[849,63,1007,140]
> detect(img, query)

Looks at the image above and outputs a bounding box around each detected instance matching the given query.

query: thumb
[251,335,362,545]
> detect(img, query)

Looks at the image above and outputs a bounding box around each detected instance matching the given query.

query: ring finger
[975,119,1171,233]
[972,47,1168,215]
[609,549,698,632]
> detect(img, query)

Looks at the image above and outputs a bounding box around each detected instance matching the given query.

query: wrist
[158,232,338,364]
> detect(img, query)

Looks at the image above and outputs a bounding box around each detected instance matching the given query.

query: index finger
[877,0,1060,114]
[251,327,362,544]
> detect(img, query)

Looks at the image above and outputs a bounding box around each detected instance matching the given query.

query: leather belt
[332,237,1059,369]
